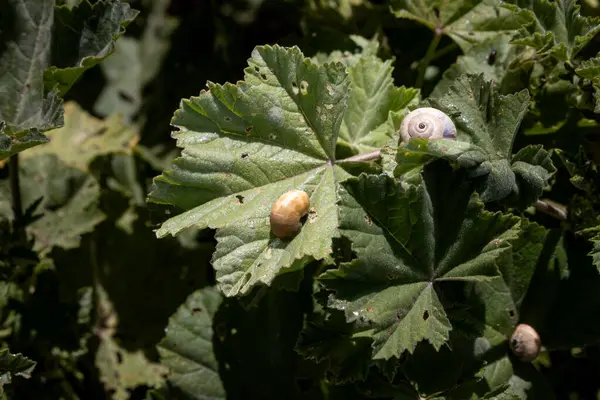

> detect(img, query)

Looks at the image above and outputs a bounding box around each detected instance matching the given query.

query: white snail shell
[270,190,310,239]
[510,323,541,362]
[399,107,457,143]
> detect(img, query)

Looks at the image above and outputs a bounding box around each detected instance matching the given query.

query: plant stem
[430,42,458,63]
[535,199,567,221]
[416,28,443,89]
[9,155,22,225]
[338,150,381,163]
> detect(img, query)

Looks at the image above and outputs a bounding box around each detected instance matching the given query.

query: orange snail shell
[510,323,541,362]
[270,190,310,238]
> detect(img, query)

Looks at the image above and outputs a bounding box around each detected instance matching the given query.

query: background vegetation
[2,0,600,399]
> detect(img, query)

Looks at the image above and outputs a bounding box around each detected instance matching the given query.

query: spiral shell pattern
[399,107,456,143]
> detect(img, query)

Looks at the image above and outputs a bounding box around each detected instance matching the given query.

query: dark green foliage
[2,0,600,399]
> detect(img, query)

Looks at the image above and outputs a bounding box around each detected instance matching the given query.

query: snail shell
[270,190,310,239]
[510,323,541,362]
[399,107,457,143]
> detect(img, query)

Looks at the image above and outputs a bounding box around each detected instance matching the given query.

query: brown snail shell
[510,323,541,362]
[270,190,310,239]
[399,107,457,143]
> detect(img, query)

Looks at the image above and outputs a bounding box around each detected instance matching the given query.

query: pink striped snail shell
[270,190,310,239]
[510,323,541,362]
[399,107,457,143]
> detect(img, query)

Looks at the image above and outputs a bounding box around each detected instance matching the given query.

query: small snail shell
[399,107,456,143]
[510,323,541,362]
[270,190,310,239]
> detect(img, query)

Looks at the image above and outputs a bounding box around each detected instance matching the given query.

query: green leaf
[589,233,600,273]
[296,292,376,383]
[337,55,419,154]
[506,0,600,62]
[0,154,105,256]
[320,162,522,359]
[157,286,226,400]
[0,0,136,159]
[44,0,139,96]
[575,52,600,81]
[148,45,408,297]
[0,348,36,393]
[312,35,381,68]
[396,74,555,207]
[431,37,533,98]
[22,101,139,171]
[95,0,178,120]
[0,0,63,159]
[391,0,530,52]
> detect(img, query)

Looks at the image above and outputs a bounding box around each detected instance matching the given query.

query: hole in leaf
[364,215,372,225]
[116,352,123,364]
[236,195,245,204]
[300,80,309,95]
[254,66,260,72]
[192,307,203,314]
[396,311,403,320]
[509,309,515,318]
[241,152,249,158]
[260,73,268,80]
[118,90,135,103]
[423,310,429,320]
[224,116,232,122]
[245,126,253,134]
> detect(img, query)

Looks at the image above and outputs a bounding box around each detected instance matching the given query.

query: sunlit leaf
[391,0,530,52]
[148,45,412,297]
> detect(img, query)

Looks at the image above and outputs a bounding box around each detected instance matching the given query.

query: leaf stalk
[416,28,443,89]
[338,150,381,163]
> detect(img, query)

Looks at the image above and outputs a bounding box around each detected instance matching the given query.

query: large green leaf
[44,0,138,96]
[505,0,600,62]
[337,53,419,154]
[0,0,136,160]
[391,0,530,52]
[157,286,226,400]
[395,74,555,208]
[148,45,414,297]
[319,162,523,359]
[0,0,62,159]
